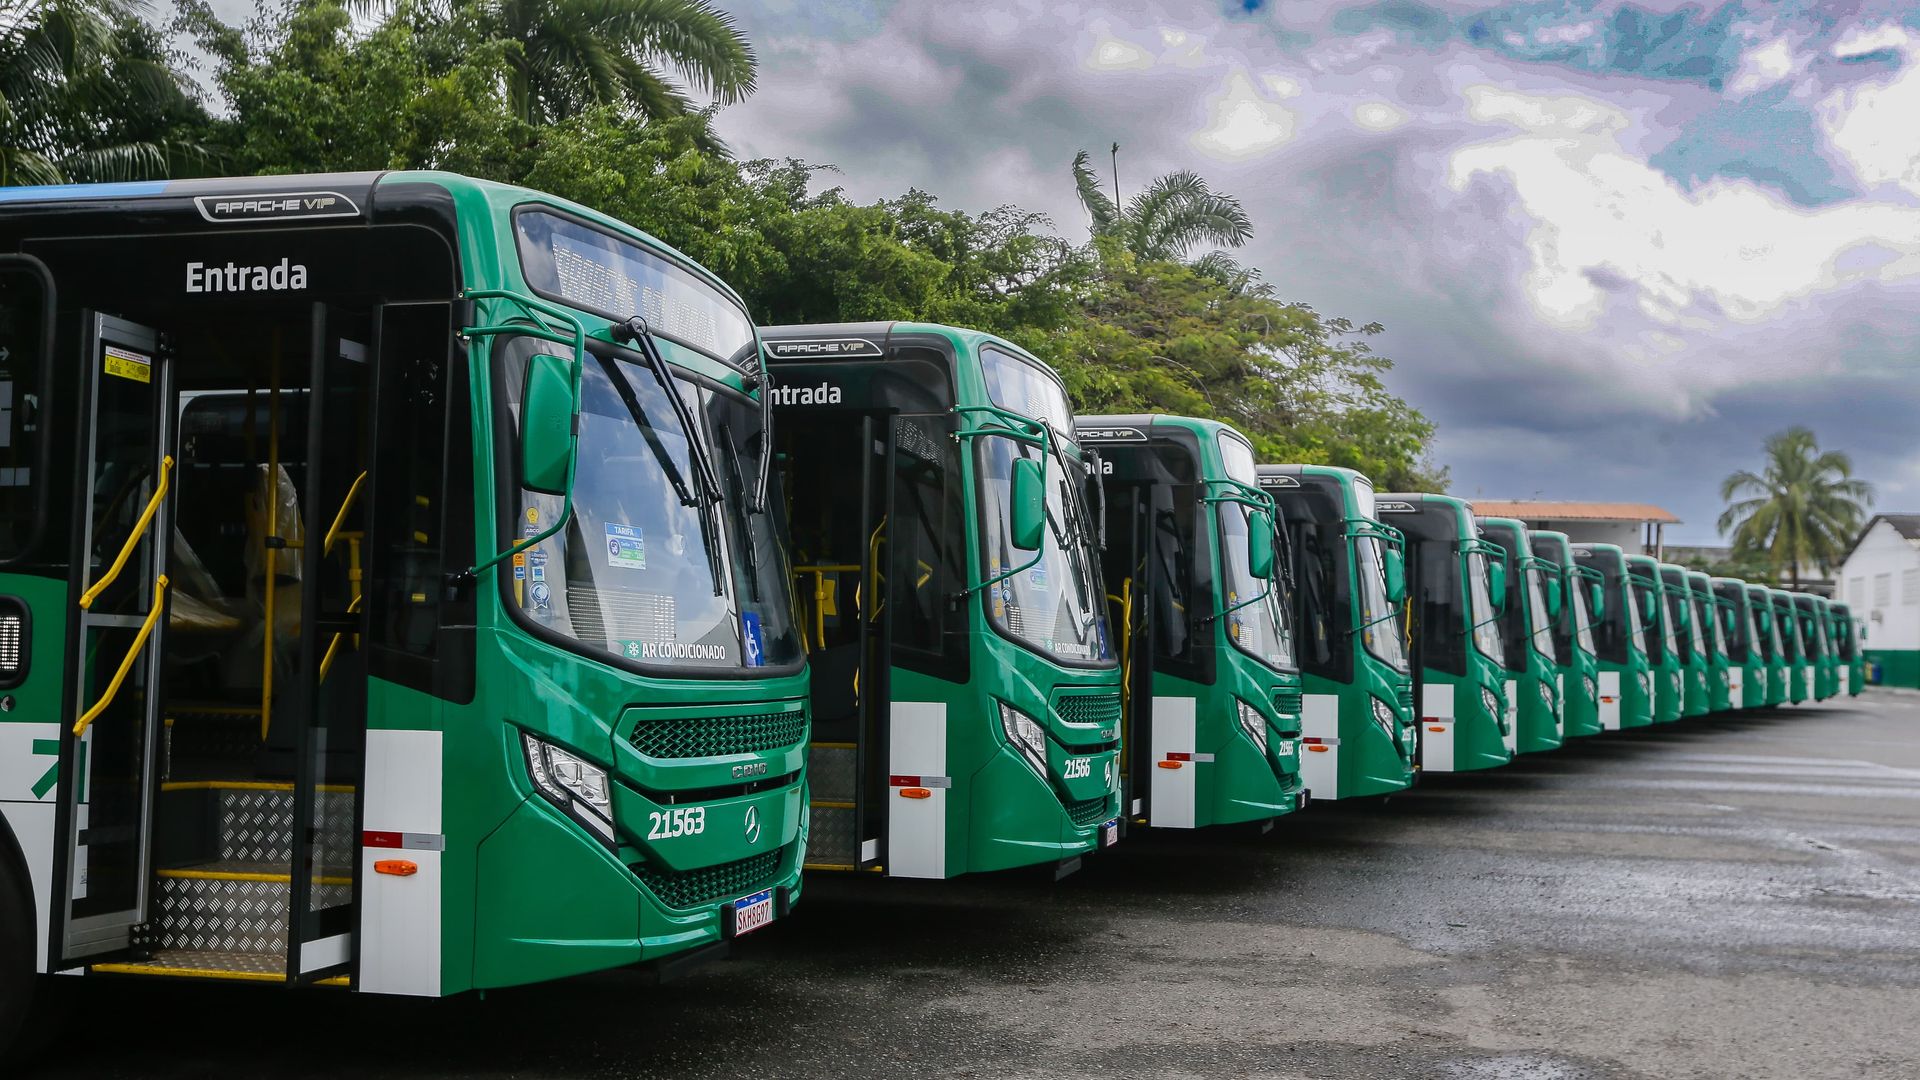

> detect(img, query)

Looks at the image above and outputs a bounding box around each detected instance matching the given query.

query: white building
[1837,513,1920,689]
[1472,501,1681,557]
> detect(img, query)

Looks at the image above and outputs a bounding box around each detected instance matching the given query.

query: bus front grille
[631,848,782,911]
[628,709,807,759]
[1396,687,1415,714]
[1274,689,1304,719]
[1054,693,1122,730]
[1064,794,1113,829]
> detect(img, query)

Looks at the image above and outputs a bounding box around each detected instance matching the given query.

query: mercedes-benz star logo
[744,805,762,845]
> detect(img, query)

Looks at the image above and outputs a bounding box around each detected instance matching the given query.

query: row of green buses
[0,172,1867,1059]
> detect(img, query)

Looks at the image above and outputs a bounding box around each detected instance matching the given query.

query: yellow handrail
[317,594,365,683]
[74,575,169,736]
[79,456,173,611]
[323,471,369,557]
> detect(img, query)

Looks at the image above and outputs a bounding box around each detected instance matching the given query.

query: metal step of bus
[92,948,349,985]
[805,743,866,870]
[151,861,352,956]
[158,780,356,865]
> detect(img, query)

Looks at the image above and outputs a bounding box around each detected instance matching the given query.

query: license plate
[1100,819,1120,848]
[727,889,775,938]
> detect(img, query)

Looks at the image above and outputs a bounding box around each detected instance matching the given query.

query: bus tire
[0,847,35,1068]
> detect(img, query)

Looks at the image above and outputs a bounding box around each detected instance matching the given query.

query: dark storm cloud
[716,1,1920,542]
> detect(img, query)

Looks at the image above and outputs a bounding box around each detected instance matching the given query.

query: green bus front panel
[1140,671,1303,828]
[1707,651,1733,713]
[1299,663,1413,800]
[1681,653,1711,718]
[886,647,1120,879]
[1417,662,1513,772]
[0,575,70,979]
[1740,654,1767,709]
[1560,647,1603,737]
[448,629,811,993]
[1514,650,1564,754]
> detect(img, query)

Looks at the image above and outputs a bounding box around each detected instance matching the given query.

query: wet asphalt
[23,693,1920,1080]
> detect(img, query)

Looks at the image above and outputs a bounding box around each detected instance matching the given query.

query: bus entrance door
[60,314,174,961]
[782,412,892,872]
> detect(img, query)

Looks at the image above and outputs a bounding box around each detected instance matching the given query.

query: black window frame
[0,254,54,566]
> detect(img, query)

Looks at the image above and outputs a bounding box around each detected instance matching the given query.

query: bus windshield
[1525,565,1554,660]
[1570,575,1597,655]
[1216,433,1292,672]
[1631,578,1661,661]
[1354,533,1408,673]
[977,434,1112,666]
[499,337,801,671]
[1467,553,1504,663]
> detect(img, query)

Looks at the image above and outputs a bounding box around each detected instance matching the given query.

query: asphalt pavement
[24,692,1920,1079]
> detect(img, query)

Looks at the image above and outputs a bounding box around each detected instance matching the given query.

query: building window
[1850,576,1866,607]
[1874,573,1893,607]
[1905,568,1920,606]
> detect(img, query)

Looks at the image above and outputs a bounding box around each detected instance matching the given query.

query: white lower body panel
[1300,693,1340,800]
[1598,671,1622,731]
[1420,683,1455,773]
[888,701,948,879]
[1147,696,1197,829]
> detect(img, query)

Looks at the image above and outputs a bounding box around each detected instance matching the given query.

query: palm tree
[1071,149,1252,262]
[1,0,201,185]
[357,0,757,126]
[1717,427,1873,586]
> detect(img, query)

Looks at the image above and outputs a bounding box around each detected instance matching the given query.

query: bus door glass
[63,314,172,959]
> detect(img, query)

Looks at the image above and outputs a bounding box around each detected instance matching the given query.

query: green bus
[1792,593,1836,702]
[1077,415,1307,828]
[1770,589,1809,705]
[1257,466,1415,799]
[0,174,812,1047]
[1626,555,1682,723]
[1832,601,1863,697]
[1476,518,1562,753]
[1686,571,1732,713]
[763,323,1120,877]
[1572,544,1653,729]
[1711,577,1765,710]
[1747,583,1789,706]
[1375,494,1514,773]
[1531,531,1604,738]
[1658,564,1709,718]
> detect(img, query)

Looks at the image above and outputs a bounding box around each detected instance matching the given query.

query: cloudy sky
[706,0,1920,543]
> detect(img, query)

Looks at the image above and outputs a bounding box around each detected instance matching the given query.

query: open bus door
[56,299,373,982]
[1092,464,1172,830]
[59,314,173,960]
[780,412,895,872]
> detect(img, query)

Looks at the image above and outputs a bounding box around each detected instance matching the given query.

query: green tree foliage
[3,0,1444,486]
[1,0,206,183]
[1717,427,1872,586]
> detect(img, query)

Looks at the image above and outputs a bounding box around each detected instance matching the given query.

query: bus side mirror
[1642,591,1658,622]
[1488,559,1507,610]
[1675,597,1691,628]
[521,351,576,496]
[1544,574,1563,618]
[1248,510,1276,579]
[1010,457,1045,551]
[1590,583,1604,619]
[1384,547,1407,605]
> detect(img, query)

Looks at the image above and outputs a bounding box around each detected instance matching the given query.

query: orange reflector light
[899,787,932,799]
[374,859,417,877]
[1307,745,1330,753]
[1428,725,1446,733]
[1156,760,1182,770]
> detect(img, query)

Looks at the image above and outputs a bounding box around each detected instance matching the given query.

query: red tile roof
[1473,500,1681,524]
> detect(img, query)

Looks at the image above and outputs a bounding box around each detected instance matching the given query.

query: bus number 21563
[648,807,706,839]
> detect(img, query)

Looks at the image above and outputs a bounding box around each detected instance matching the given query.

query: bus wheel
[0,854,35,1067]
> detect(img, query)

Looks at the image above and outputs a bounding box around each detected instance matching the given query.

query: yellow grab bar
[317,594,365,683]
[79,456,173,611]
[323,471,369,557]
[74,575,169,736]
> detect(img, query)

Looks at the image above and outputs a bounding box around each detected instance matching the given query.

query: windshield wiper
[614,317,722,506]
[721,428,761,604]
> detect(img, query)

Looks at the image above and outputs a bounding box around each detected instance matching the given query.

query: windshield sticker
[103,345,151,384]
[617,639,729,662]
[606,523,647,569]
[530,580,552,613]
[742,612,766,667]
[1029,563,1050,591]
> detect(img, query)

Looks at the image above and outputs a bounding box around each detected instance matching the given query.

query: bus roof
[1256,462,1373,485]
[0,170,747,311]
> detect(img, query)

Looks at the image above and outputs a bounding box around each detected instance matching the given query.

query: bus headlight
[1235,699,1269,755]
[1583,674,1597,702]
[523,732,616,844]
[1536,680,1555,711]
[999,702,1049,776]
[1637,672,1652,698]
[1370,696,1397,737]
[1480,686,1502,723]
